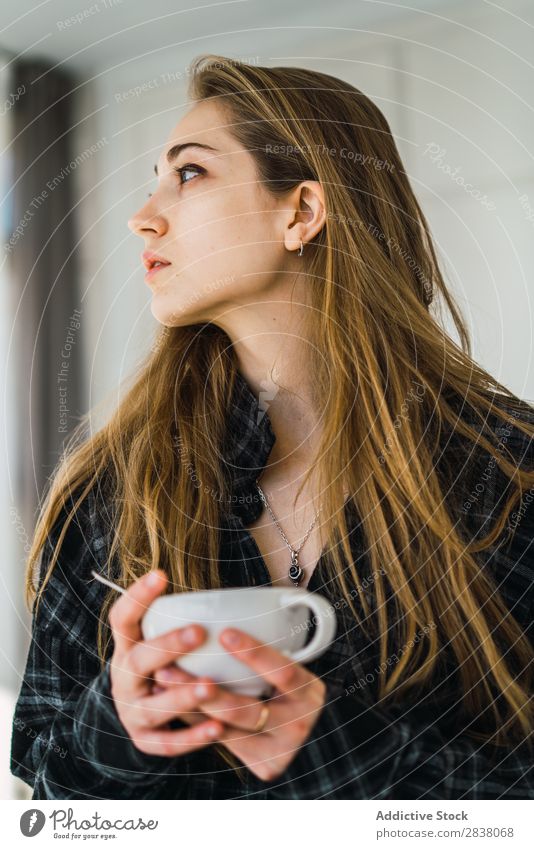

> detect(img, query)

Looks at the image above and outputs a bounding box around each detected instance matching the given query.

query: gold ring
[252,703,270,733]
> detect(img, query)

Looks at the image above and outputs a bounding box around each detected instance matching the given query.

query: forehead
[159,100,236,165]
[167,99,225,138]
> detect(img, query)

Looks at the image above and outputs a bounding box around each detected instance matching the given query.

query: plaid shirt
[10,372,534,799]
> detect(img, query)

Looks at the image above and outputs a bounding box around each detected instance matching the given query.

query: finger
[132,679,220,729]
[155,663,274,705]
[153,666,197,686]
[175,711,204,726]
[123,624,207,683]
[175,711,269,750]
[131,719,224,757]
[218,628,312,696]
[108,570,168,655]
[189,680,274,732]
[153,668,273,732]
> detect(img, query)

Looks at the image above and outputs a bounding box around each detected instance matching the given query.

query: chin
[150,299,197,328]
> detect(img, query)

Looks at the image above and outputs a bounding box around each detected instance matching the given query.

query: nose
[127,199,168,237]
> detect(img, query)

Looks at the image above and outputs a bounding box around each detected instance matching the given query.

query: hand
[107,569,226,757]
[153,627,327,782]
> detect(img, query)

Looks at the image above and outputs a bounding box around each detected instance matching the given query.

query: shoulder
[461,396,534,512]
[440,394,534,500]
[32,474,117,641]
[450,395,534,626]
[446,391,534,447]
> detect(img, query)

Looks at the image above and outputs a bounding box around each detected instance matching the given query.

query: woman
[11,54,534,800]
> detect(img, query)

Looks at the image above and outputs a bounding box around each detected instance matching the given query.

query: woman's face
[128,99,303,329]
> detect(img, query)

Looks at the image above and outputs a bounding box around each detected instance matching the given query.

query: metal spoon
[91,569,126,594]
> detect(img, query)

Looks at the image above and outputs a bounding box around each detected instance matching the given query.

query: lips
[144,263,171,284]
[142,251,171,271]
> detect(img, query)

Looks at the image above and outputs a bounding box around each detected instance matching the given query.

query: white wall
[72,0,534,407]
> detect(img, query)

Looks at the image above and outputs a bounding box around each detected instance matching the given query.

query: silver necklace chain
[255,478,322,587]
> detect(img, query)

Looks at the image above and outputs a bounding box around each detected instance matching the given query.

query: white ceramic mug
[141,585,337,696]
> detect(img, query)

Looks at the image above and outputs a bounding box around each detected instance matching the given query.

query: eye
[174,163,205,184]
[146,163,204,198]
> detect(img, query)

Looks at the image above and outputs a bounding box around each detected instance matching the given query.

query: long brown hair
[26,55,534,769]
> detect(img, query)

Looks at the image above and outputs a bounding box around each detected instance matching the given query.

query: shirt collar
[221,369,359,526]
[222,369,277,522]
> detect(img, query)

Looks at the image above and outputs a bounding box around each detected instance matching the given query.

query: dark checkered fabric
[10,372,534,799]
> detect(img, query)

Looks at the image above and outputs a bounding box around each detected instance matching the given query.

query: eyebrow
[154,142,219,175]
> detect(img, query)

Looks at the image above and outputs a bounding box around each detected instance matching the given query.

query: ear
[283,181,326,254]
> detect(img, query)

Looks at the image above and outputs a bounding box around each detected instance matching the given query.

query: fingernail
[205,724,220,738]
[222,628,240,646]
[195,683,209,699]
[182,626,200,645]
[146,571,161,586]
[158,668,175,681]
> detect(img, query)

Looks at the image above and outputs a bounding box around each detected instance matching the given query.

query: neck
[234,354,322,473]
[216,296,322,472]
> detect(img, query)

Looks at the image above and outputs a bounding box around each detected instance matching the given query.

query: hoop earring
[297,240,304,257]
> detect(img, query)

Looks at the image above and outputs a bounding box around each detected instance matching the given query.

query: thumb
[109,568,168,655]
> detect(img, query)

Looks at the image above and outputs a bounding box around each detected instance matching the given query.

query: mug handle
[278,589,337,664]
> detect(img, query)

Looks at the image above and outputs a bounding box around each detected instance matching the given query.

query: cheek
[149,190,280,323]
[182,186,274,255]
[177,213,274,289]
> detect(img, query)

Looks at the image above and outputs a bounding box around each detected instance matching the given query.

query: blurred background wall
[1,0,533,798]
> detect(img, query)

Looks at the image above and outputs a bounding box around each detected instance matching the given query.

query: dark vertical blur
[8,59,86,535]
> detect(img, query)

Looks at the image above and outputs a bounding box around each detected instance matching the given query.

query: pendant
[288,551,303,586]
